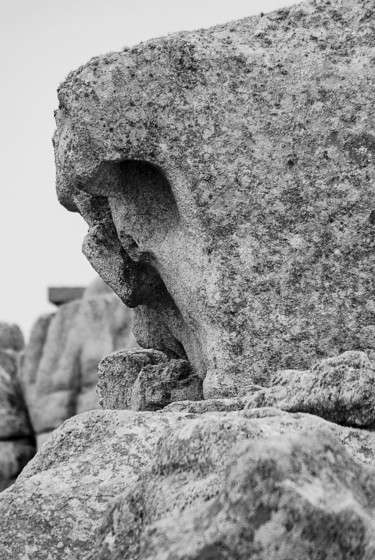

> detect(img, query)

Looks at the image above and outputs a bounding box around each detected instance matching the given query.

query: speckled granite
[54,0,375,400]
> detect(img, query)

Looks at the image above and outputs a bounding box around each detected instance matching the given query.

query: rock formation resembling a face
[54,0,375,398]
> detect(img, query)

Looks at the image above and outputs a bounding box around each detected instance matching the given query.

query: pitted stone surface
[54,0,375,398]
[88,427,375,560]
[245,351,375,427]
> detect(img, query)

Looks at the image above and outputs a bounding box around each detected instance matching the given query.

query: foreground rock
[55,0,375,398]
[1,407,375,558]
[90,427,375,560]
[0,410,183,557]
[0,366,35,492]
[21,278,137,447]
[246,351,375,427]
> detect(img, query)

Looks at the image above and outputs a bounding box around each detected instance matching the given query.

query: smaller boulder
[131,359,203,411]
[97,348,168,409]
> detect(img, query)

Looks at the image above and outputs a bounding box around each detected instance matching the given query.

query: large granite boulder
[1,407,375,558]
[89,425,375,560]
[54,0,375,398]
[21,278,137,446]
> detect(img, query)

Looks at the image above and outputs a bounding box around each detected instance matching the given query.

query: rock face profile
[54,0,375,398]
[2,0,375,558]
[21,278,137,446]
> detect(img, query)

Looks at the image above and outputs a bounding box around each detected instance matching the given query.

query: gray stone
[245,351,375,427]
[0,365,35,491]
[0,440,36,492]
[0,322,24,352]
[48,286,85,306]
[0,349,18,379]
[1,408,375,559]
[97,348,168,409]
[96,428,375,560]
[0,409,185,558]
[54,0,375,398]
[163,393,260,413]
[0,366,33,440]
[130,359,203,411]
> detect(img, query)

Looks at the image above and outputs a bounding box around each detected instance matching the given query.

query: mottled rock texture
[90,428,375,560]
[0,410,186,558]
[246,350,375,427]
[55,0,375,398]
[1,408,375,559]
[21,278,136,445]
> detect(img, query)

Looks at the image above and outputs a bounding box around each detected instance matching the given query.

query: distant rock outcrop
[0,323,35,491]
[21,278,137,447]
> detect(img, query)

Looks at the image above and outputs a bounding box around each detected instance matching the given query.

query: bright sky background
[0,0,300,340]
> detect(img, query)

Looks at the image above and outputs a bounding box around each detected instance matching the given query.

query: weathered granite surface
[89,426,375,560]
[1,407,375,559]
[21,278,137,446]
[55,0,375,398]
[246,350,375,427]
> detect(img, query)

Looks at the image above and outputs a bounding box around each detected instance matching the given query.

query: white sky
[0,0,300,340]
